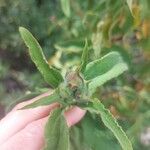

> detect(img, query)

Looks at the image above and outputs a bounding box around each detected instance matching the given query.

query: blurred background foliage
[0,0,149,149]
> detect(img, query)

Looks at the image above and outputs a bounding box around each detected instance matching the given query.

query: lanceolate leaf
[70,113,120,150]
[89,62,128,95]
[44,108,69,150]
[19,27,63,88]
[83,52,128,94]
[79,39,89,73]
[21,91,60,109]
[126,0,133,16]
[84,51,126,80]
[9,92,42,111]
[60,0,71,18]
[79,99,133,150]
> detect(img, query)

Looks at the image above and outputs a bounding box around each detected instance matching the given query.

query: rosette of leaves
[19,27,133,150]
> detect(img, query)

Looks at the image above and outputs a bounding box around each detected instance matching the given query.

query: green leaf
[70,113,120,150]
[79,99,133,150]
[8,92,43,111]
[44,108,69,150]
[83,51,126,80]
[19,27,63,88]
[54,40,83,54]
[126,0,133,16]
[89,62,128,95]
[79,39,89,73]
[60,0,71,18]
[21,91,60,109]
[83,52,128,94]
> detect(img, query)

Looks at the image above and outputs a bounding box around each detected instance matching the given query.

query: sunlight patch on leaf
[126,0,134,16]
[60,0,71,18]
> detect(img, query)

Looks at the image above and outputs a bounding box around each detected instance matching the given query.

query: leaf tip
[19,26,26,33]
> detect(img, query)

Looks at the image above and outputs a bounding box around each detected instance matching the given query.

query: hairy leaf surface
[70,113,120,150]
[89,62,128,94]
[22,91,60,109]
[19,27,63,88]
[79,99,133,150]
[44,108,69,150]
[84,51,127,80]
[83,52,128,94]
